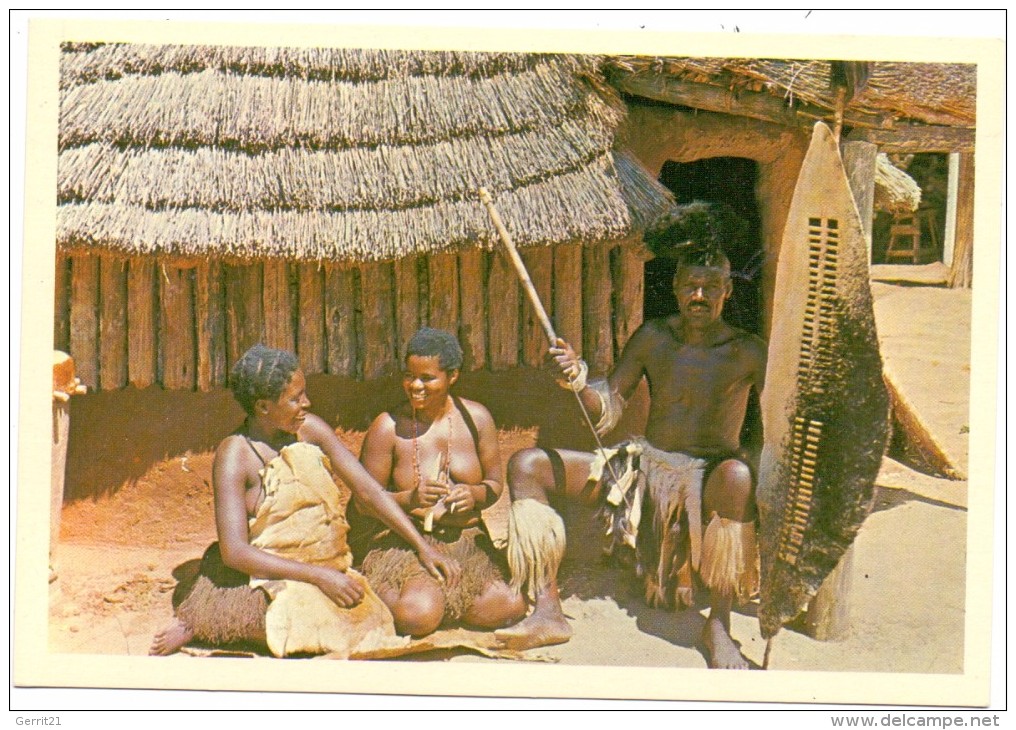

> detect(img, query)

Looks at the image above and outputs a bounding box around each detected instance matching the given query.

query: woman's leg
[385,574,446,638]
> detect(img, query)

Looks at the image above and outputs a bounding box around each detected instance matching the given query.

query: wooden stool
[886,209,938,264]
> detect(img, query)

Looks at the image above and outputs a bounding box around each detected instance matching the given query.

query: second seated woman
[353,328,527,637]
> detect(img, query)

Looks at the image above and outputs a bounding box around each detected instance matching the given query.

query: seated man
[497,242,766,669]
[352,328,526,637]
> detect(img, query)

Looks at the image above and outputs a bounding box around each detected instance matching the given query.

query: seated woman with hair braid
[150,343,459,657]
[351,328,527,637]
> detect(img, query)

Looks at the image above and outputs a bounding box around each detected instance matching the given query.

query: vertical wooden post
[394,257,421,362]
[98,256,129,390]
[195,260,227,390]
[54,252,70,353]
[487,250,520,370]
[841,141,878,263]
[69,252,99,390]
[458,249,487,370]
[263,259,295,353]
[520,246,553,366]
[224,262,265,370]
[159,263,196,391]
[297,263,326,376]
[324,264,358,377]
[427,253,459,335]
[611,239,646,356]
[948,152,974,289]
[127,257,157,389]
[360,261,397,380]
[583,243,613,375]
[802,139,878,640]
[553,243,583,357]
[942,153,960,268]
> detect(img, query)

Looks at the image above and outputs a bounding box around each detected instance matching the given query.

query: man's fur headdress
[644,201,751,268]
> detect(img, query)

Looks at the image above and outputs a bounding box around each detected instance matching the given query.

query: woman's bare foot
[702,616,749,669]
[494,605,572,650]
[149,618,194,656]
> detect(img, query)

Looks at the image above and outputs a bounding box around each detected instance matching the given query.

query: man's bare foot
[495,609,572,651]
[702,616,749,669]
[149,618,194,656]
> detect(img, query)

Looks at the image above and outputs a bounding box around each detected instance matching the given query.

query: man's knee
[704,459,755,519]
[507,449,552,499]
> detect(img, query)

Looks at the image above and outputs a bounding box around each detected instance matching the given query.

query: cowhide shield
[757,122,891,640]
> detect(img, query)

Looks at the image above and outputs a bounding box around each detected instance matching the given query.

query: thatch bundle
[58,158,640,261]
[607,57,976,128]
[58,44,673,262]
[60,43,565,87]
[873,152,921,214]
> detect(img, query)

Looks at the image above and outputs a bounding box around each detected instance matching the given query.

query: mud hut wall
[622,106,810,338]
[55,239,646,391]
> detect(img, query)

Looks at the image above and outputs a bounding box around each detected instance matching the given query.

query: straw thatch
[607,57,976,128]
[58,44,675,262]
[873,153,921,214]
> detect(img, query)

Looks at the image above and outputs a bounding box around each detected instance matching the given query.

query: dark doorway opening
[644,157,764,336]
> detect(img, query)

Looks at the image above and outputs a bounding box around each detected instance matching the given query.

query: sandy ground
[48,279,971,675]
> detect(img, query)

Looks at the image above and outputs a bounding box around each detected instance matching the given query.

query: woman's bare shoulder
[457,397,495,429]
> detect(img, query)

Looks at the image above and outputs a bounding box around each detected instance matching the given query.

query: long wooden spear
[478,187,620,481]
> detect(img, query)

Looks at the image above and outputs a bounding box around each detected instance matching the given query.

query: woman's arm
[356,413,418,517]
[212,435,364,607]
[302,415,460,584]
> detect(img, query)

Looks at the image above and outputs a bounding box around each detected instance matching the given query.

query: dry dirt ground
[48,280,972,675]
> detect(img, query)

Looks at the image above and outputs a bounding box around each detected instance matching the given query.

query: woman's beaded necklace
[411,399,453,488]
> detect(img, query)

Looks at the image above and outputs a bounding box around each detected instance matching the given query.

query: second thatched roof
[607,56,976,128]
[58,44,675,262]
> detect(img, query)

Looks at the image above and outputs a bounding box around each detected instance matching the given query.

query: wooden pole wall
[127,257,157,388]
[98,256,128,390]
[521,247,553,366]
[553,244,583,357]
[359,262,396,380]
[159,263,197,390]
[224,263,264,369]
[196,260,227,390]
[612,240,646,357]
[56,240,648,390]
[583,244,614,375]
[298,263,326,376]
[263,260,295,353]
[487,249,520,370]
[394,257,421,363]
[69,253,99,389]
[458,250,486,370]
[325,264,358,377]
[54,253,70,354]
[427,253,459,336]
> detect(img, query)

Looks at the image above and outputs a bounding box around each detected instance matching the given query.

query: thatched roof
[607,57,976,128]
[57,44,676,262]
[873,153,921,214]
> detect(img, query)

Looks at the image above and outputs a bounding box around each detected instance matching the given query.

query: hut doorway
[644,157,764,336]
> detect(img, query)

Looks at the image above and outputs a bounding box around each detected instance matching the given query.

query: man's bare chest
[644,339,752,399]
